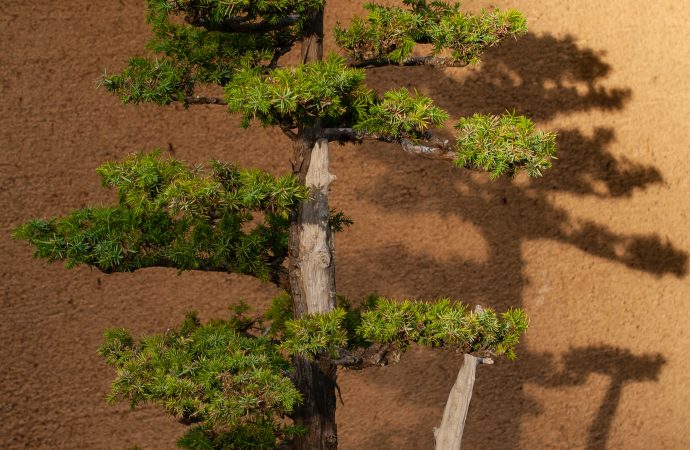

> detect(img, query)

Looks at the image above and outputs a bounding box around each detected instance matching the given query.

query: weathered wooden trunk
[288,137,338,450]
[434,354,480,450]
[288,9,338,449]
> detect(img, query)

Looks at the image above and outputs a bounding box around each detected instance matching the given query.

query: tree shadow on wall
[342,33,686,449]
[540,346,666,450]
[365,33,632,120]
[465,346,665,450]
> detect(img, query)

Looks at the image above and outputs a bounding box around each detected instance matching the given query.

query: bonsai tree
[14,1,556,449]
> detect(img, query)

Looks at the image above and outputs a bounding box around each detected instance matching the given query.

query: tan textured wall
[1,1,688,449]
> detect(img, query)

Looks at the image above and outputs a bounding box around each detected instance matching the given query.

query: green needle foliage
[98,310,303,449]
[226,54,447,137]
[357,298,528,359]
[281,297,528,360]
[96,294,527,447]
[104,0,329,106]
[103,57,194,105]
[335,0,527,64]
[279,308,349,358]
[13,152,308,277]
[147,0,327,29]
[225,55,369,128]
[455,112,558,178]
[353,87,448,138]
[15,0,555,447]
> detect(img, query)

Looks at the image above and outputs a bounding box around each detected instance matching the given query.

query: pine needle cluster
[335,0,527,65]
[353,87,448,138]
[226,54,449,138]
[281,296,528,360]
[148,0,326,29]
[97,294,528,446]
[356,298,528,359]
[225,55,368,128]
[13,0,554,448]
[104,0,328,106]
[455,112,558,178]
[98,309,303,449]
[13,152,307,277]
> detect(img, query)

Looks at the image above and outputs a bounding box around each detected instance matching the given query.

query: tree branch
[331,344,399,369]
[268,44,294,70]
[350,56,469,69]
[184,96,227,105]
[323,128,456,162]
[188,15,300,34]
[100,258,290,291]
[269,259,291,292]
[398,136,456,161]
[279,123,298,141]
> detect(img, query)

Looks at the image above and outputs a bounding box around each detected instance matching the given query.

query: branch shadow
[339,32,685,449]
[365,33,632,120]
[464,346,666,450]
[539,346,667,450]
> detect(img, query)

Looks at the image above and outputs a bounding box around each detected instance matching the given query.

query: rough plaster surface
[1,1,689,449]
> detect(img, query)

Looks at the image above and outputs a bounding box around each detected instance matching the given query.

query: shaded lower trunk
[289,135,338,449]
[291,355,338,450]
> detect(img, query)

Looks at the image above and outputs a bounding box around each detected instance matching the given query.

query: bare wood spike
[434,354,480,450]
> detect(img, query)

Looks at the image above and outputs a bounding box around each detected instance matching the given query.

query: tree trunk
[287,9,338,449]
[434,354,479,450]
[288,136,338,450]
[299,9,323,64]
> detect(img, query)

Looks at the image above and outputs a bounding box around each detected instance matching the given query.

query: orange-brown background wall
[2,1,689,449]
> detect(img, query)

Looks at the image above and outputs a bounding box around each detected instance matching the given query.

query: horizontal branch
[269,257,291,292]
[350,56,469,69]
[189,15,300,34]
[323,128,456,161]
[184,96,227,105]
[279,123,298,141]
[269,43,294,70]
[332,344,399,369]
[333,346,493,371]
[399,137,455,161]
[99,258,290,291]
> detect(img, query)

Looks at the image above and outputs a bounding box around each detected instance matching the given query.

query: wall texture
[1,1,688,449]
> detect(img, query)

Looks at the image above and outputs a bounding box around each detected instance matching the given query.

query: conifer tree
[14,1,556,449]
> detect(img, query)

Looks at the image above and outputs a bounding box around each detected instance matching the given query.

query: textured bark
[290,138,337,314]
[289,9,338,449]
[322,128,456,161]
[300,9,323,64]
[289,137,338,450]
[434,354,479,450]
[351,55,470,68]
[291,353,338,450]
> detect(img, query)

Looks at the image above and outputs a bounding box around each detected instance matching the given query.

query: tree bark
[289,136,338,450]
[434,354,479,450]
[289,138,337,316]
[299,9,323,64]
[289,8,338,449]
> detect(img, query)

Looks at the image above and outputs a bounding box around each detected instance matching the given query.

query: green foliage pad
[282,297,529,360]
[97,295,528,447]
[13,152,308,278]
[335,1,527,64]
[99,310,303,449]
[455,112,558,178]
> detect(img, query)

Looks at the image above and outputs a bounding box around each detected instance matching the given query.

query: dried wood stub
[298,138,337,314]
[434,354,479,450]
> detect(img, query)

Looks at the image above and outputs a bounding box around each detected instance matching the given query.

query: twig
[184,96,227,105]
[350,56,469,69]
[323,128,456,161]
[189,15,300,34]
